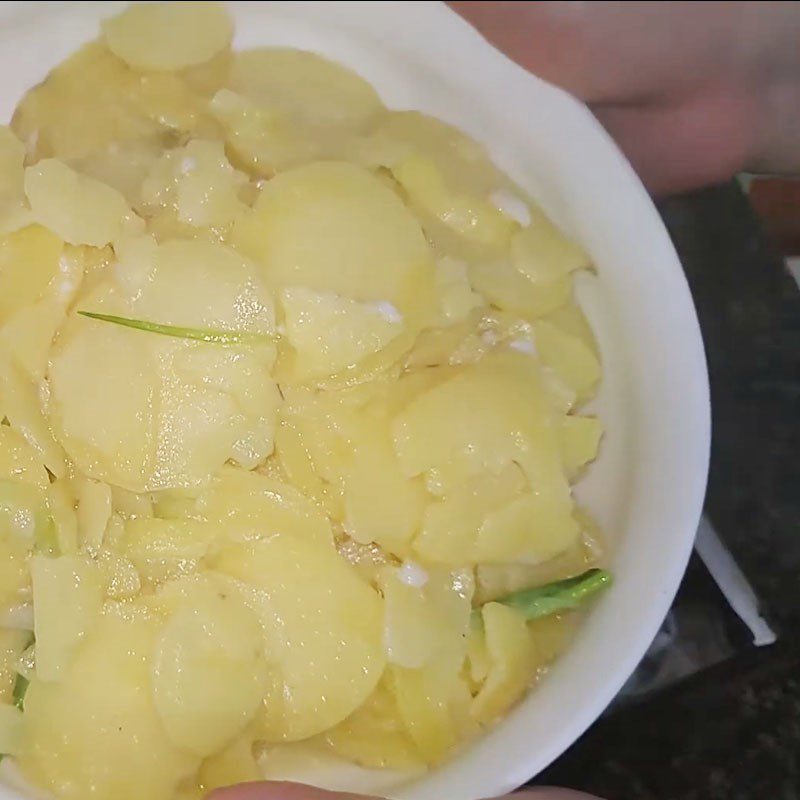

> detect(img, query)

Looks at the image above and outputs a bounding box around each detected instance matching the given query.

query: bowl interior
[0,3,710,800]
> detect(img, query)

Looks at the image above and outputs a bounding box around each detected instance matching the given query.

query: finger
[592,87,756,194]
[207,782,375,800]
[448,1,745,103]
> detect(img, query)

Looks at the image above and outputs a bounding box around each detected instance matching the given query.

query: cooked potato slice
[152,580,268,756]
[20,614,198,800]
[196,465,333,548]
[230,48,383,133]
[214,535,385,742]
[471,603,536,724]
[0,225,63,327]
[281,287,404,379]
[25,159,136,247]
[103,2,233,72]
[31,555,103,681]
[233,161,436,324]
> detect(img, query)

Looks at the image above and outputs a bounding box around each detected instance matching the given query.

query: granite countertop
[532,181,800,799]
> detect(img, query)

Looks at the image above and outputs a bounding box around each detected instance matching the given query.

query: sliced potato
[560,415,604,479]
[25,159,136,247]
[281,287,404,379]
[31,555,103,681]
[196,465,333,548]
[230,48,383,133]
[20,614,198,800]
[103,2,233,72]
[233,161,436,325]
[152,580,268,756]
[471,603,535,724]
[214,535,385,742]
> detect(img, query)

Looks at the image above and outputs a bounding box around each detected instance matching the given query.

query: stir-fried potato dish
[0,3,610,799]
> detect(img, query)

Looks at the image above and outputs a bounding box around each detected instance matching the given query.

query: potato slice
[20,614,198,800]
[0,225,63,327]
[414,463,526,564]
[471,603,536,724]
[560,415,604,479]
[0,351,67,477]
[199,734,261,792]
[214,535,385,741]
[0,425,50,490]
[469,258,571,320]
[152,581,268,756]
[0,629,29,704]
[0,127,29,233]
[230,48,383,133]
[49,240,279,490]
[141,139,247,228]
[281,287,404,380]
[533,319,601,403]
[121,518,216,588]
[196,465,333,548]
[392,351,558,481]
[392,154,516,252]
[323,679,423,770]
[25,159,136,247]
[511,213,589,284]
[233,161,436,324]
[103,2,233,72]
[31,555,103,681]
[381,567,473,670]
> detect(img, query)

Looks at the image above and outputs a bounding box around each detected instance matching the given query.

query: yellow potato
[390,659,474,765]
[281,286,404,379]
[0,425,50,490]
[414,463,526,564]
[0,629,29,704]
[352,110,501,197]
[323,679,423,770]
[230,48,383,133]
[469,258,571,320]
[392,351,557,481]
[141,139,247,229]
[214,535,385,741]
[0,352,67,477]
[560,415,604,479]
[533,319,601,403]
[511,212,589,282]
[0,225,63,328]
[199,734,261,793]
[232,161,436,325]
[391,154,516,252]
[25,159,137,247]
[471,603,536,724]
[475,490,580,565]
[50,240,279,491]
[103,2,233,72]
[152,580,268,756]
[343,413,425,557]
[31,555,103,681]
[0,127,28,233]
[196,465,333,548]
[19,613,198,800]
[121,518,217,588]
[381,567,474,670]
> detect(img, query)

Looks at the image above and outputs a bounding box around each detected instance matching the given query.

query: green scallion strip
[487,568,612,621]
[78,311,273,346]
[12,673,29,712]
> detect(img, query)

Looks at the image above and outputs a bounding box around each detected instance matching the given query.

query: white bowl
[0,3,711,799]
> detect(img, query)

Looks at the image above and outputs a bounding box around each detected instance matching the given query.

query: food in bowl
[0,3,611,798]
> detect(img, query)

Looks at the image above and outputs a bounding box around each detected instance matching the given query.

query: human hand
[208,781,602,800]
[450,1,800,194]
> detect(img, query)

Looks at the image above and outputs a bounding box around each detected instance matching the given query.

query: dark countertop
[532,182,800,799]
